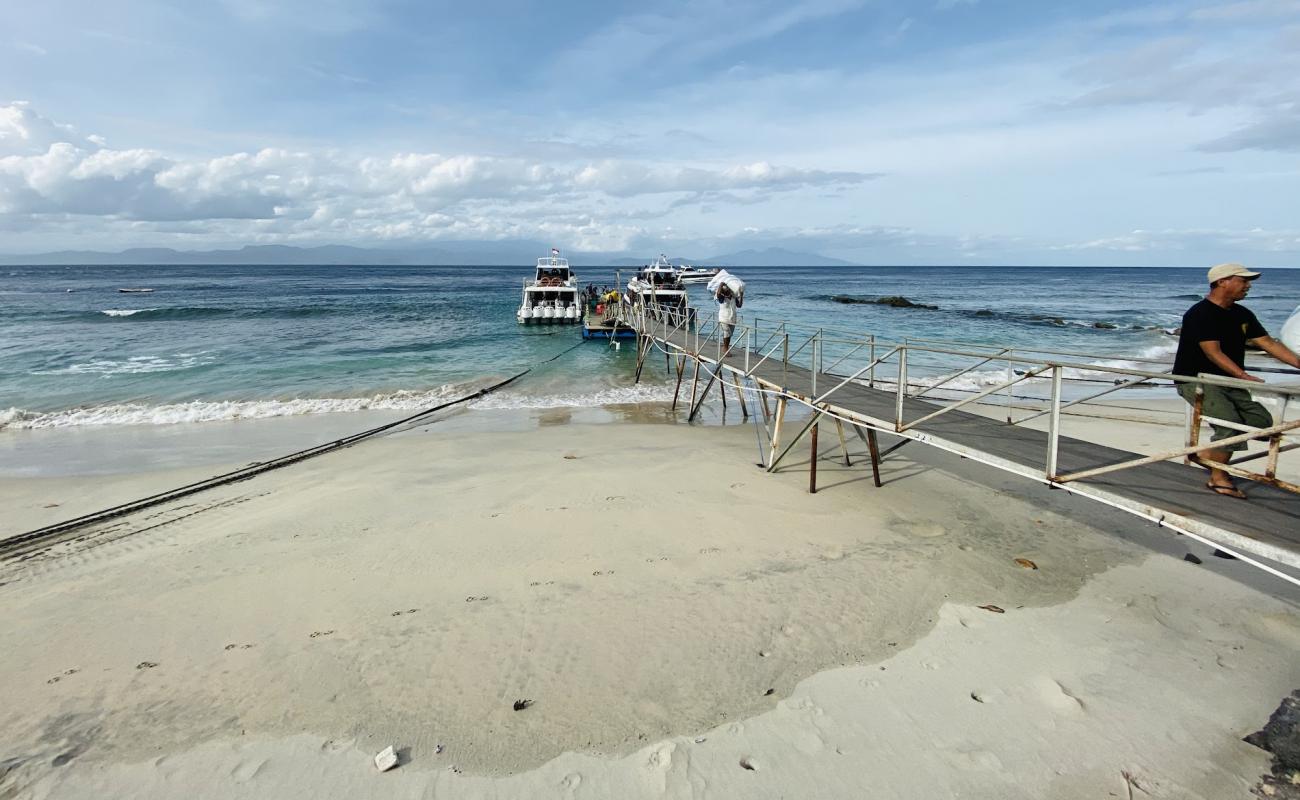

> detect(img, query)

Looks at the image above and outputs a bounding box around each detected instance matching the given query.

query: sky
[2,0,1299,265]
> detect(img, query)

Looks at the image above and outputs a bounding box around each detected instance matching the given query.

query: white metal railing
[622,306,1300,495]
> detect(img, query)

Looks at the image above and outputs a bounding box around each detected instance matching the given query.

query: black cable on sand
[1,339,588,561]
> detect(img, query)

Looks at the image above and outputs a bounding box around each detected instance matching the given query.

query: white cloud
[0,102,97,156]
[1050,227,1300,253]
[13,40,47,56]
[0,102,875,245]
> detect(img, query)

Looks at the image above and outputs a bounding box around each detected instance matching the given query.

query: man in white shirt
[716,283,738,350]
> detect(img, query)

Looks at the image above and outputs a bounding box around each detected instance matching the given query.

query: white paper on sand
[374,745,399,772]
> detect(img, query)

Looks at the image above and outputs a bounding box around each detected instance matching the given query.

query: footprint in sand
[1031,677,1085,715]
[465,596,489,603]
[898,521,947,538]
[46,668,79,684]
[135,661,159,670]
[592,570,614,576]
[645,557,669,563]
[308,630,335,639]
[390,608,420,617]
[223,643,256,650]
[646,743,675,770]
[699,547,720,555]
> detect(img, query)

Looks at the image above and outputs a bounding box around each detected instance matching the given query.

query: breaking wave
[0,383,484,430]
[469,383,677,410]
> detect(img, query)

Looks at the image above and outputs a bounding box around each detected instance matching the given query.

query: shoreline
[2,419,1297,798]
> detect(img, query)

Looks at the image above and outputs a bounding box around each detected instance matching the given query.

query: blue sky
[2,0,1298,264]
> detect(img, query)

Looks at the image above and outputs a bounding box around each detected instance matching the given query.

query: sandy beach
[1,407,1297,799]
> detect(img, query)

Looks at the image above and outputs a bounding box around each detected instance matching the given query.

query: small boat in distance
[118,287,155,293]
[624,255,694,328]
[675,264,721,284]
[517,249,581,324]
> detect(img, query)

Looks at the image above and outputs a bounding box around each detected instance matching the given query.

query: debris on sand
[374,745,399,772]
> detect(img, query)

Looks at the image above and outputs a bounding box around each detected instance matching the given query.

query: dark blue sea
[2,264,1298,430]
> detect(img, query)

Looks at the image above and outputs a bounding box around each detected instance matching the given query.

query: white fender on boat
[565,304,576,320]
[1281,304,1300,353]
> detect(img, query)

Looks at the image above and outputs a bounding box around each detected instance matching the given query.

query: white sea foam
[0,385,473,430]
[469,383,677,410]
[101,308,155,317]
[901,342,1181,396]
[30,353,218,376]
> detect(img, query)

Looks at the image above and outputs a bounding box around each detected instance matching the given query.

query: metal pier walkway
[628,311,1300,584]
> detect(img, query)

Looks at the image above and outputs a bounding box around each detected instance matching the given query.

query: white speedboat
[624,254,694,328]
[517,249,581,324]
[675,264,721,284]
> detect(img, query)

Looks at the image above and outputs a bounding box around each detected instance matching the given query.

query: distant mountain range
[0,243,858,267]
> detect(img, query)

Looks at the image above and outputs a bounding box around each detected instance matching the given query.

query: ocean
[3,264,1299,433]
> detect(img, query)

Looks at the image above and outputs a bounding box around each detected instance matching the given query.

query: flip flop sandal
[1206,481,1246,499]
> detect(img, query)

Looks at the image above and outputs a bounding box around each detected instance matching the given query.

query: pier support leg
[809,423,819,494]
[689,367,721,422]
[852,426,884,488]
[834,418,851,466]
[687,359,702,417]
[735,382,749,420]
[760,389,771,422]
[767,397,787,469]
[865,428,882,488]
[671,356,687,411]
[634,334,648,383]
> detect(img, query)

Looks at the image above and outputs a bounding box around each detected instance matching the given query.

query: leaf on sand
[977,604,1005,614]
[1014,558,1038,570]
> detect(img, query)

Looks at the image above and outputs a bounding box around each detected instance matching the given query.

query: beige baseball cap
[1207,262,1261,283]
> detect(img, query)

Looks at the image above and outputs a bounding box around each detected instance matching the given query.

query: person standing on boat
[1173,263,1300,498]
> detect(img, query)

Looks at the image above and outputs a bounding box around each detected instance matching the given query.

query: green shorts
[1176,382,1273,452]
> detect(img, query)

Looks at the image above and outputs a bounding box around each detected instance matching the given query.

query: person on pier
[1173,263,1300,498]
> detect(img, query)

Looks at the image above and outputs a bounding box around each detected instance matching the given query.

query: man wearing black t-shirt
[1174,263,1300,498]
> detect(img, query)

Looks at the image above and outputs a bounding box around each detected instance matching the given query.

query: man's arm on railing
[1249,335,1300,370]
[1198,340,1263,382]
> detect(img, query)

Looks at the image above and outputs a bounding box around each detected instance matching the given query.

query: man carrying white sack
[707,270,745,351]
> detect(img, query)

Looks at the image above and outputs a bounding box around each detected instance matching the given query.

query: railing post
[812,335,819,395]
[783,333,789,386]
[745,323,752,374]
[1187,384,1204,465]
[1005,349,1014,424]
[895,347,907,430]
[817,328,824,375]
[868,335,876,388]
[1046,365,1063,481]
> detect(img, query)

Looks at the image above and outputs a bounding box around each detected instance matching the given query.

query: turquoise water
[2,264,1298,429]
